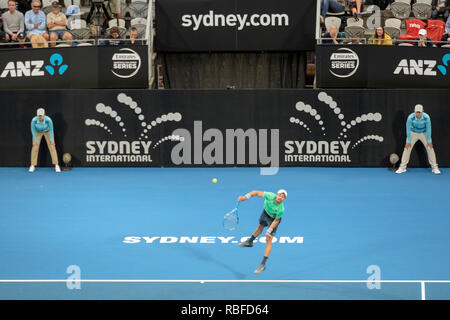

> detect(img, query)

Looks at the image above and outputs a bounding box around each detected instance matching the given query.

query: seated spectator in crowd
[323,25,345,44]
[369,26,393,45]
[415,28,435,47]
[350,35,362,44]
[127,27,143,45]
[441,28,450,44]
[25,0,49,42]
[350,0,364,20]
[320,0,345,20]
[446,15,450,33]
[16,31,29,48]
[2,0,25,43]
[47,1,72,47]
[105,26,123,45]
[431,0,450,20]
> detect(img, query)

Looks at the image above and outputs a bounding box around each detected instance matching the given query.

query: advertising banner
[316,45,450,88]
[0,45,148,89]
[1,89,449,168]
[155,0,316,52]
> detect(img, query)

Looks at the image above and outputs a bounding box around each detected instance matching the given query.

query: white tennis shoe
[432,168,441,175]
[395,168,406,174]
[55,165,61,173]
[28,165,35,173]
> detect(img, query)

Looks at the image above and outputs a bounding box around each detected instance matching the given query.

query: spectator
[385,0,395,10]
[369,26,393,45]
[105,26,123,45]
[47,1,72,47]
[320,0,345,20]
[127,27,143,45]
[29,108,60,173]
[349,0,364,20]
[431,0,450,20]
[350,35,362,44]
[441,30,450,44]
[25,0,49,42]
[415,28,434,47]
[108,0,122,19]
[2,0,25,43]
[446,15,450,33]
[16,31,29,48]
[395,104,440,175]
[322,25,344,44]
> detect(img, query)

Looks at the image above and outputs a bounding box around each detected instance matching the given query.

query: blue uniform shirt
[31,116,54,143]
[406,112,432,143]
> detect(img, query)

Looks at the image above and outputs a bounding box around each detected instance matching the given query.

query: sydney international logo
[84,93,183,163]
[285,92,383,163]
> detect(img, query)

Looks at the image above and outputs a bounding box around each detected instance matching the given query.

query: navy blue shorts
[259,209,281,235]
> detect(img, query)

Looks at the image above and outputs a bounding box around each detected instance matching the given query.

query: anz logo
[0,53,68,78]
[394,54,450,76]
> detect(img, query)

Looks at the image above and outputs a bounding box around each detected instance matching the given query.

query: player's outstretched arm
[238,190,264,202]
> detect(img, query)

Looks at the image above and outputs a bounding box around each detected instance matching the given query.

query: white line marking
[0,280,449,283]
[421,281,426,300]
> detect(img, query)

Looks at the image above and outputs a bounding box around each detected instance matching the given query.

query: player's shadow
[180,246,248,280]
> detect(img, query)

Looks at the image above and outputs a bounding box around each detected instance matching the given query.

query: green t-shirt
[263,192,285,219]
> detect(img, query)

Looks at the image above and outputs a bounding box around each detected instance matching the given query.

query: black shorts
[259,209,281,235]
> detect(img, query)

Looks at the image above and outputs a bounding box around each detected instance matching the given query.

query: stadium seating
[412,0,432,19]
[345,17,365,39]
[130,17,147,39]
[127,0,148,19]
[391,0,412,19]
[325,16,342,32]
[384,18,402,39]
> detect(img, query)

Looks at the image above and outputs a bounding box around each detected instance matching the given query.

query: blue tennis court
[1,167,449,300]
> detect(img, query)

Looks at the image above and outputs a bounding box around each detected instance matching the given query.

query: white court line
[0,280,450,283]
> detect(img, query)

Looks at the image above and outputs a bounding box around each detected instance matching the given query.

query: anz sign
[0,53,68,78]
[393,54,450,76]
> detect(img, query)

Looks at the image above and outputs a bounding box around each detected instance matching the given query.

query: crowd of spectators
[321,0,450,47]
[0,0,146,48]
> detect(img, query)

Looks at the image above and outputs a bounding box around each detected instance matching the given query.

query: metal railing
[317,37,450,47]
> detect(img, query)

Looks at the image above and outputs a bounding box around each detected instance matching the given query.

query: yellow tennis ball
[212,178,217,183]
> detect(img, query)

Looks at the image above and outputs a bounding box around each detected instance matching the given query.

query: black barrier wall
[1,89,449,168]
[316,45,450,88]
[155,0,316,52]
[0,46,149,89]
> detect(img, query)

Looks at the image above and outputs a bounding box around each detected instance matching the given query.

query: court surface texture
[0,167,449,300]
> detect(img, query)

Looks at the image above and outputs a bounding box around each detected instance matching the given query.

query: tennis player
[237,189,287,274]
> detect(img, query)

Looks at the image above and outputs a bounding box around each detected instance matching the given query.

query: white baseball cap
[414,104,423,112]
[418,29,427,36]
[36,108,45,116]
[277,189,288,198]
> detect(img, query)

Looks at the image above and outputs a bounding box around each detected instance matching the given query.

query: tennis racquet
[223,202,240,231]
